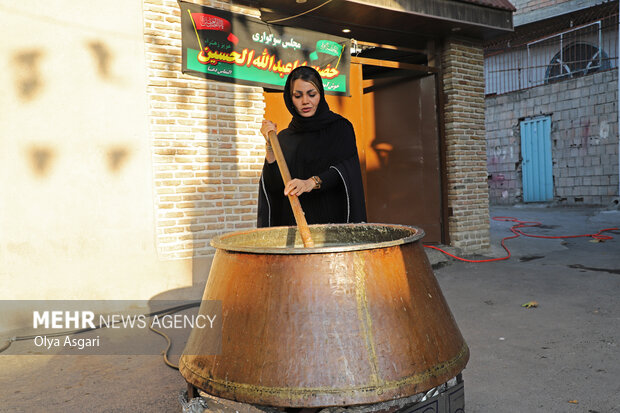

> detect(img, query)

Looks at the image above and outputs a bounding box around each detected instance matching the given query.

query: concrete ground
[436,205,620,413]
[1,205,619,412]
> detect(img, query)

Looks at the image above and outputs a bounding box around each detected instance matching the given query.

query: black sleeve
[261,159,284,193]
[315,120,359,191]
[258,164,285,228]
[319,120,367,223]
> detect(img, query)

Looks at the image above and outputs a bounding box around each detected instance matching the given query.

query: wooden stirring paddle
[267,130,314,248]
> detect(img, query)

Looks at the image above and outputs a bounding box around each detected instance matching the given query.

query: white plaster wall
[0,1,193,305]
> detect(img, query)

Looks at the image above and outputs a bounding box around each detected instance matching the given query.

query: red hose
[424,216,619,263]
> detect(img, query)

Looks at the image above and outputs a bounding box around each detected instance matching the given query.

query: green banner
[310,40,343,60]
[178,0,350,95]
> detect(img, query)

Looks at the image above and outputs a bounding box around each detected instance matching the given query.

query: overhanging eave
[248,0,514,48]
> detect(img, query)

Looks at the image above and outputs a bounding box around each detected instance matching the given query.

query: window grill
[485,13,618,96]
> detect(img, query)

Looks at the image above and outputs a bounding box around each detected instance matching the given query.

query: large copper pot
[180,223,468,407]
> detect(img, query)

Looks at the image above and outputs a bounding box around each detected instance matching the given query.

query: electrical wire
[424,216,619,263]
[0,301,202,366]
[265,0,333,24]
[149,318,180,370]
[146,304,204,370]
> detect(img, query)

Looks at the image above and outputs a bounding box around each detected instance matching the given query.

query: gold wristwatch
[311,176,322,189]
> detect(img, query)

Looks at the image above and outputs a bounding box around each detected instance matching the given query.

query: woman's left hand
[284,178,315,197]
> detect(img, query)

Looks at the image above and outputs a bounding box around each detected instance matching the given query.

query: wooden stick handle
[267,130,314,248]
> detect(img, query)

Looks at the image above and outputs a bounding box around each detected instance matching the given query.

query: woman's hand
[284,178,315,197]
[261,120,277,142]
[261,120,277,164]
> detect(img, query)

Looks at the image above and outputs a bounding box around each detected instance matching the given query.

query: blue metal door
[520,116,553,202]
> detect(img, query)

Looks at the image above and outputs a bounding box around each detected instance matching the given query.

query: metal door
[520,116,553,202]
[363,74,442,242]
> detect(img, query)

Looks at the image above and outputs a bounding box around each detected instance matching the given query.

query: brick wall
[511,0,598,26]
[486,69,619,205]
[511,0,574,15]
[143,0,266,259]
[441,37,491,252]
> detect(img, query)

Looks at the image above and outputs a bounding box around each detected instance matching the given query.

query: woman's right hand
[261,120,277,142]
[261,120,277,164]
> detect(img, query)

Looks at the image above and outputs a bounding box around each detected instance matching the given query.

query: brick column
[143,0,266,260]
[441,37,490,252]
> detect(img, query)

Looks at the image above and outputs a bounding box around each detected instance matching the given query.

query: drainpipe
[618,0,620,199]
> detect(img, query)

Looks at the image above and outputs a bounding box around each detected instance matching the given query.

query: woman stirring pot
[258,66,367,227]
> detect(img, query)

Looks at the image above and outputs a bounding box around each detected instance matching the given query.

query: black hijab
[283,66,343,132]
[281,67,357,177]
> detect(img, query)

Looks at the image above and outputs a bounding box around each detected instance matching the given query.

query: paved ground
[436,206,620,413]
[1,205,619,412]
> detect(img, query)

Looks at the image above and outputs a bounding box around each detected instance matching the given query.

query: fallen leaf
[522,301,539,308]
[569,400,578,404]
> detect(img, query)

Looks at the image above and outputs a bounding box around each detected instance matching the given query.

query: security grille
[485,12,618,96]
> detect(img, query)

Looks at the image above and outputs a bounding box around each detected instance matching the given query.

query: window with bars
[484,14,618,96]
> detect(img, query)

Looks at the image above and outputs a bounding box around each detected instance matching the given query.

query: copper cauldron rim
[210,222,425,254]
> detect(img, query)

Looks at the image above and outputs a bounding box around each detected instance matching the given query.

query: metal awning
[244,0,514,49]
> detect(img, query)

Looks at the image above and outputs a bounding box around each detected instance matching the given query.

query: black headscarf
[283,66,343,132]
[282,67,357,179]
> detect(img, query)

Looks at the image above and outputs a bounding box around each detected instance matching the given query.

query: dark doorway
[363,74,442,242]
